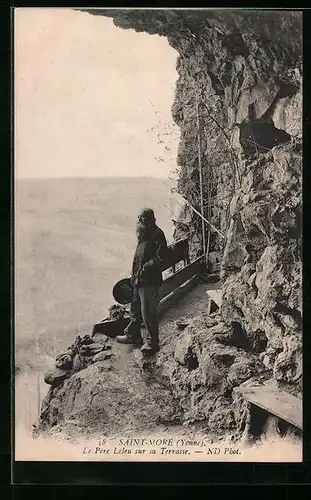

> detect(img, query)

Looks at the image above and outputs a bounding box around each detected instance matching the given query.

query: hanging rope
[162,177,224,239]
[172,193,225,239]
[205,158,213,268]
[196,96,206,254]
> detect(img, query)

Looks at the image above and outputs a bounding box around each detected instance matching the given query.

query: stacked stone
[44,333,112,387]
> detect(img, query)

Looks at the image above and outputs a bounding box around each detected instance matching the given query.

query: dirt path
[47,282,217,440]
[110,283,214,425]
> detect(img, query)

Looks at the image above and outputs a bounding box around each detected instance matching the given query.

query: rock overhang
[78,9,302,51]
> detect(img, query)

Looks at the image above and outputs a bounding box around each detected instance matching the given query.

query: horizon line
[14,175,177,181]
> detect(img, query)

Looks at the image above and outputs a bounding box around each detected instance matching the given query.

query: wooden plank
[234,385,302,430]
[92,317,130,337]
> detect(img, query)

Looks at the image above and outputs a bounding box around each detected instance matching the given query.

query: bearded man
[116,208,167,354]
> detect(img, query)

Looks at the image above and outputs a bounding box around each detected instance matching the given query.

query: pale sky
[14,8,180,179]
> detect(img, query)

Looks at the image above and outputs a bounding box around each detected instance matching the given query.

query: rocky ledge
[37,10,302,440]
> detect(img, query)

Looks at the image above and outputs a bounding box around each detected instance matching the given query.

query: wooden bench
[92,238,204,337]
[233,384,303,436]
[162,237,190,274]
[158,254,203,316]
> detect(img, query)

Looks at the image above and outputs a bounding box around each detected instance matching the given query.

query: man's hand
[142,259,154,270]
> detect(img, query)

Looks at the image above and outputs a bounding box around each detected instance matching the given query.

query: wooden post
[204,152,211,270]
[196,97,206,257]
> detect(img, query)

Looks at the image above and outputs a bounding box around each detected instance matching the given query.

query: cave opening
[239,119,291,157]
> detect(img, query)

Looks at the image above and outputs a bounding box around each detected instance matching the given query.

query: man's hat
[112,278,133,305]
[138,208,155,221]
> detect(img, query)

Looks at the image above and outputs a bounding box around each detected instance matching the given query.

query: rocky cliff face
[39,10,302,439]
[87,9,302,393]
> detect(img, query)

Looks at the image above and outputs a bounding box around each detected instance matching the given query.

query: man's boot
[141,342,153,354]
[116,334,142,345]
[141,338,159,355]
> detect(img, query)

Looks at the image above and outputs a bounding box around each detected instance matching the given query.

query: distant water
[14,177,175,432]
[15,176,175,367]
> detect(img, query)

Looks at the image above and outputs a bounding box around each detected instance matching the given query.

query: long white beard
[136,222,153,242]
